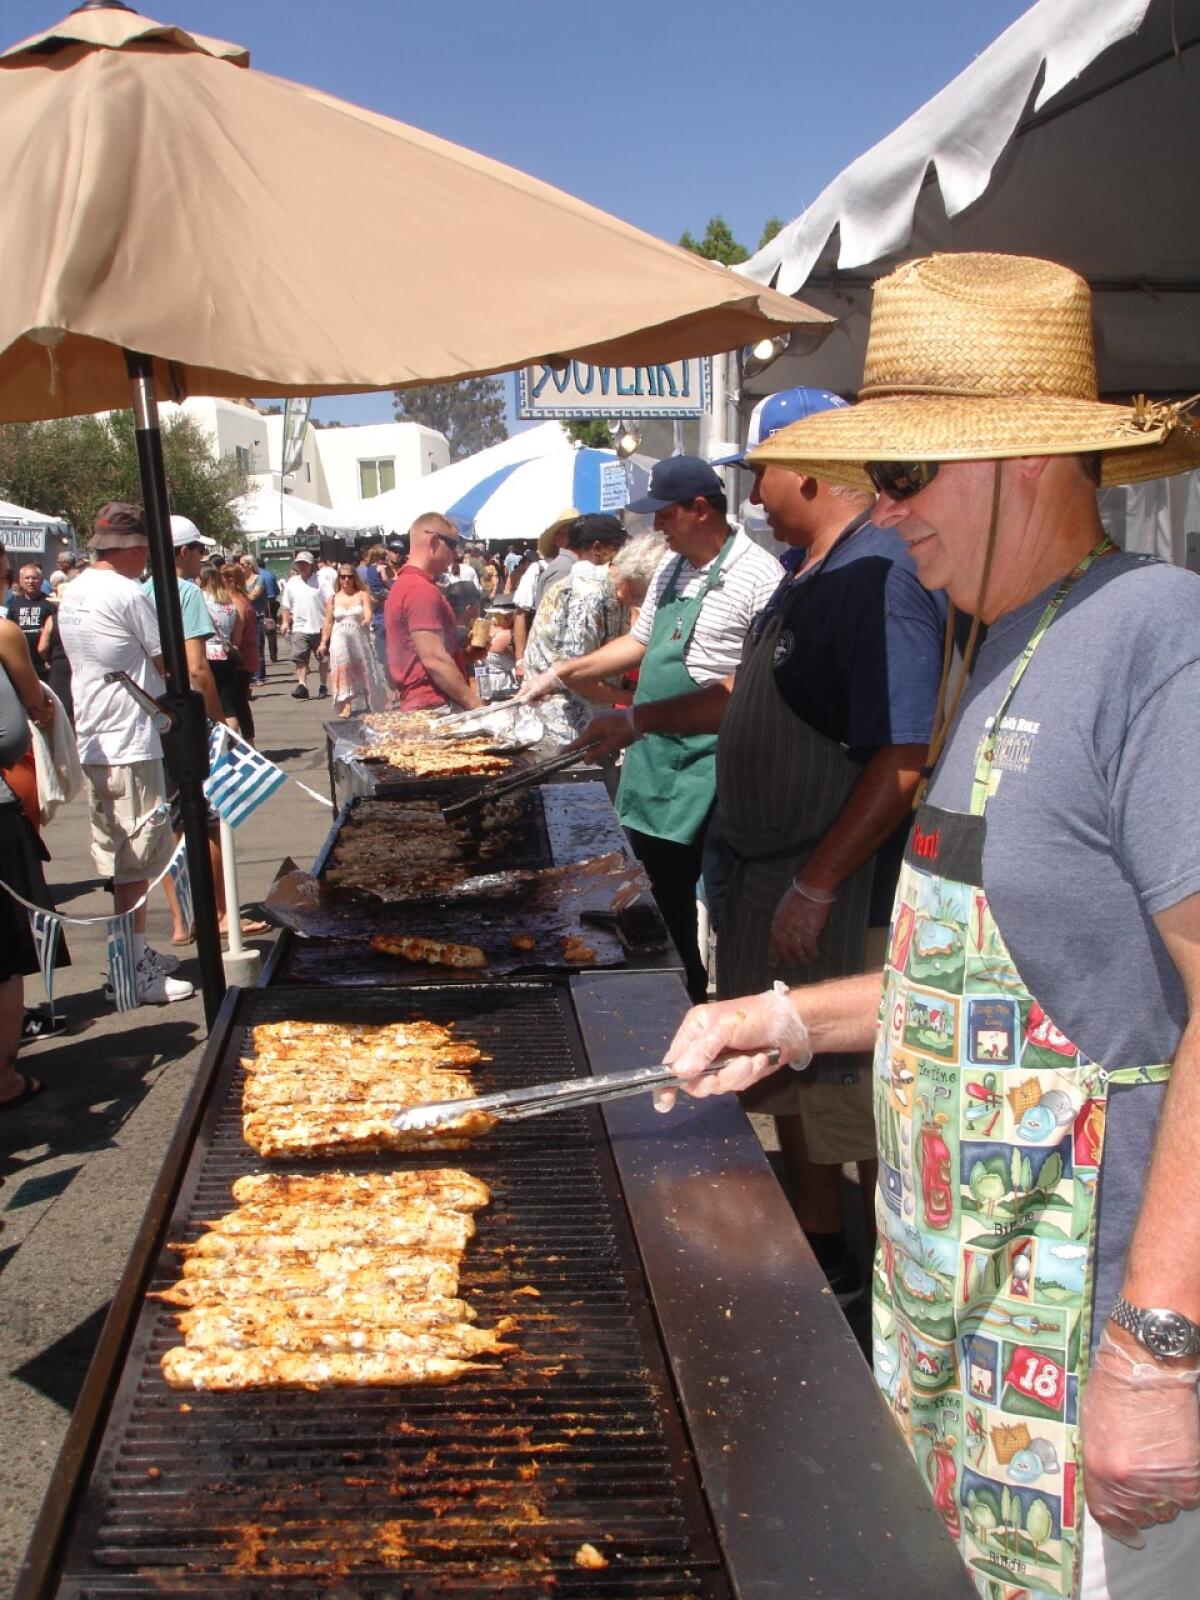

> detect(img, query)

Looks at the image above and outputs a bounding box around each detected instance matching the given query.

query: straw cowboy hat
[750,253,1200,489]
[537,506,581,560]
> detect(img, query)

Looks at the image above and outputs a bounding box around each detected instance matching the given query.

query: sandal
[172,928,196,947]
[0,1073,45,1111]
[20,1009,66,1043]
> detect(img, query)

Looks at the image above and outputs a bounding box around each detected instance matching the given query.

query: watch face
[1142,1310,1194,1359]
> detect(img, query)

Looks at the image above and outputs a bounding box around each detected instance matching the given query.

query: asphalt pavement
[0,659,337,1596]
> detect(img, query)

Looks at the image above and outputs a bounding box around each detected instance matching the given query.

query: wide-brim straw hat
[750,253,1200,490]
[537,506,581,560]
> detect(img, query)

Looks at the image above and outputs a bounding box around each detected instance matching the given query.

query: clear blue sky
[7,0,1033,424]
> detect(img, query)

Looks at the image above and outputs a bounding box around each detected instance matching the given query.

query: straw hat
[750,253,1200,490]
[537,506,581,560]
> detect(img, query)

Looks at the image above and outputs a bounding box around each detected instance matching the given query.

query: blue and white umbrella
[447,447,649,543]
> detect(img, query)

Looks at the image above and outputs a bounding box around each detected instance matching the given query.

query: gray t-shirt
[532,550,575,613]
[0,662,31,772]
[927,552,1200,1072]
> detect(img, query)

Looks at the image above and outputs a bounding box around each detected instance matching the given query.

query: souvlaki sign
[516,357,710,420]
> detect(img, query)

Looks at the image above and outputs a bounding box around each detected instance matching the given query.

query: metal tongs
[440,738,598,820]
[391,1049,779,1130]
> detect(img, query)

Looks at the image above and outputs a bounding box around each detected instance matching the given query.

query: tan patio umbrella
[0,1,831,1022]
[0,5,828,421]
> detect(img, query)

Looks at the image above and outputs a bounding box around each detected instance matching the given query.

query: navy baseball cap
[710,387,849,466]
[626,456,723,514]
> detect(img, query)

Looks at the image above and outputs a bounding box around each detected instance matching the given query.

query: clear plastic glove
[654,982,812,1112]
[1081,1327,1200,1547]
[568,709,635,761]
[768,880,835,967]
[514,666,562,705]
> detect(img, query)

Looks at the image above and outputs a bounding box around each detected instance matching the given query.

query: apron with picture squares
[871,542,1170,1599]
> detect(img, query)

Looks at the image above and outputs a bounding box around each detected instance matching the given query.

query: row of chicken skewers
[160,1016,509,1390]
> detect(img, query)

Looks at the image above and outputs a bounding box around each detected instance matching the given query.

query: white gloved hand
[655,982,812,1112]
[514,667,562,704]
[1082,1327,1200,1546]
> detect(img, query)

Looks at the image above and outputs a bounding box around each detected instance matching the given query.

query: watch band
[1110,1295,1200,1360]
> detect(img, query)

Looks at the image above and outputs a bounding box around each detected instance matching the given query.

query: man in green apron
[519,457,782,999]
[654,254,1200,1600]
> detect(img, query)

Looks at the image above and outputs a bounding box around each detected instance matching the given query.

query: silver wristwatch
[1110,1295,1200,1361]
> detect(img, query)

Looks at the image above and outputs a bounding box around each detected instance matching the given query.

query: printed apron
[617,535,734,845]
[872,543,1168,1600]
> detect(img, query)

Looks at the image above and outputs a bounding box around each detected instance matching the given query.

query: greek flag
[27,907,62,1013]
[105,910,139,1012]
[166,841,193,933]
[203,726,287,829]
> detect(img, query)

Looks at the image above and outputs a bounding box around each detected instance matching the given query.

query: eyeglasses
[864,461,940,501]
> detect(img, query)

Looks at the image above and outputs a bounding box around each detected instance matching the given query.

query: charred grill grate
[52,985,730,1599]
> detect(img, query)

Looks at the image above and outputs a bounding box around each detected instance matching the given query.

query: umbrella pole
[125,350,226,1029]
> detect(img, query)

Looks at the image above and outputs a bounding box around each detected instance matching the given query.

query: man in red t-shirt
[384,514,482,710]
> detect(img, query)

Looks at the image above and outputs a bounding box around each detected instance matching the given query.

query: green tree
[1026,1496,1053,1556]
[758,215,785,249]
[0,411,247,546]
[564,420,611,448]
[392,378,507,460]
[678,214,749,266]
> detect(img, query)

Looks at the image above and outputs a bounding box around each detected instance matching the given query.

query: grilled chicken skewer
[229,1168,490,1210]
[162,1347,491,1389]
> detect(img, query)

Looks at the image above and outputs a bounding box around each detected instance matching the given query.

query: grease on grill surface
[68,988,728,1598]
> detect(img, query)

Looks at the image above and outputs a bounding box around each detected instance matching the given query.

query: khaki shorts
[740,926,889,1164]
[84,759,175,885]
[289,630,320,665]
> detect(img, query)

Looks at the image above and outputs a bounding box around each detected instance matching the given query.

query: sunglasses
[338,570,356,578]
[864,461,940,501]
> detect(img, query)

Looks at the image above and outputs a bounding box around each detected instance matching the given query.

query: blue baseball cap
[626,455,723,514]
[711,387,849,466]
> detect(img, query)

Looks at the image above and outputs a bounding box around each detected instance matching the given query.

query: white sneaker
[143,945,181,975]
[105,955,194,1006]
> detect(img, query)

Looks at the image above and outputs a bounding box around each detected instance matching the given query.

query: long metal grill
[52,985,730,1599]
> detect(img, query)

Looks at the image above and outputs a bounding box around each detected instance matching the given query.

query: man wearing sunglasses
[383,513,480,711]
[654,253,1200,1599]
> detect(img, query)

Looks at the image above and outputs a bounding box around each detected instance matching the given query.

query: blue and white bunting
[27,907,62,1013]
[166,841,193,934]
[204,727,287,829]
[105,910,139,1012]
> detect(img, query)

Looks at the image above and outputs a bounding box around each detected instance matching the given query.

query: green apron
[616,535,734,845]
[872,542,1169,1600]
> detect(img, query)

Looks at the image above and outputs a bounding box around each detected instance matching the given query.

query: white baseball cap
[293,549,315,564]
[169,514,215,549]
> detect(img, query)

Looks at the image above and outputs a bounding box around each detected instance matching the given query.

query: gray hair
[610,531,666,597]
[828,482,875,504]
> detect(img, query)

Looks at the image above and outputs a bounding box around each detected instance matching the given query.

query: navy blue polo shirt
[767,517,947,921]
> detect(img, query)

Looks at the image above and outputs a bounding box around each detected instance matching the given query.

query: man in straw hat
[653,253,1200,1598]
[531,506,582,614]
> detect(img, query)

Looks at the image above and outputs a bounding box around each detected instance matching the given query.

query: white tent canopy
[339,422,570,534]
[739,0,1200,561]
[231,484,363,540]
[745,0,1198,399]
[0,496,65,524]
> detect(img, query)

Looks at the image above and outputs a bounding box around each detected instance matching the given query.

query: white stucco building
[153,397,449,512]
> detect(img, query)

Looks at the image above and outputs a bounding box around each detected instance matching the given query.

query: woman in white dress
[317,564,386,718]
